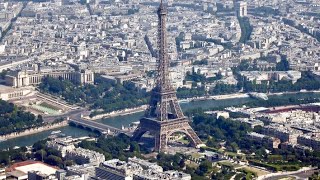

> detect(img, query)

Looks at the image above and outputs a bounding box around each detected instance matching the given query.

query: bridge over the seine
[68,118,132,136]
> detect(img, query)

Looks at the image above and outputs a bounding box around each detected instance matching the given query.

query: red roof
[6,160,59,172]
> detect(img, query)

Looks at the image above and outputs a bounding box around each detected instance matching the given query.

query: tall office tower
[235,1,247,17]
[132,0,204,152]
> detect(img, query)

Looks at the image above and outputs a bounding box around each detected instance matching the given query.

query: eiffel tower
[132,0,204,152]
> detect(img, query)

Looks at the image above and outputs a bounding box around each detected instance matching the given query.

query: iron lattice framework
[132,0,204,152]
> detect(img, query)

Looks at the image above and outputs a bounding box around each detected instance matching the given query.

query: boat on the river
[249,92,268,101]
[51,130,62,135]
[179,99,190,103]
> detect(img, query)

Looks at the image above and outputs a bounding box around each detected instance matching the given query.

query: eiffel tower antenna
[132,0,205,152]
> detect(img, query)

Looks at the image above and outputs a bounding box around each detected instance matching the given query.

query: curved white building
[5,69,94,88]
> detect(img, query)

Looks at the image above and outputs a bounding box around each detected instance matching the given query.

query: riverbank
[88,94,248,120]
[183,90,320,102]
[62,90,320,121]
[0,121,68,141]
[87,92,304,120]
[88,94,252,119]
[178,93,250,102]
[88,105,148,120]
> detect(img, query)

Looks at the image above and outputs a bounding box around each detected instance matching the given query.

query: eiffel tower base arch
[132,117,205,152]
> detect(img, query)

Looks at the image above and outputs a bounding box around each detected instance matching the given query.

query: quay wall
[88,93,250,120]
[0,121,68,141]
[89,105,148,120]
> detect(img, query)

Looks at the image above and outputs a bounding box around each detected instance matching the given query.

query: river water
[1,92,320,149]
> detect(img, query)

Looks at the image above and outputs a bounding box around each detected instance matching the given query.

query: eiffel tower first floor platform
[132,117,206,152]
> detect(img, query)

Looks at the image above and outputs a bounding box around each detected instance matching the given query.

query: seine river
[1,92,320,149]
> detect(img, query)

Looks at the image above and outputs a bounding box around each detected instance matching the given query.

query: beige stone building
[298,133,320,151]
[247,132,281,149]
[262,124,303,144]
[5,70,94,88]
[0,85,34,101]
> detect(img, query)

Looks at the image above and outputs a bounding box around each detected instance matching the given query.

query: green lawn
[240,166,269,176]
[32,104,60,115]
[218,160,241,168]
[190,153,202,159]
[40,102,61,111]
[248,160,300,172]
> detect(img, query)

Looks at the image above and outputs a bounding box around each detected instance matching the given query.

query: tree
[0,100,43,136]
[179,158,186,168]
[39,74,150,115]
[309,172,320,180]
[33,140,47,151]
[64,160,74,167]
[35,149,47,161]
[14,152,27,161]
[46,148,62,157]
[46,155,63,167]
[0,69,7,79]
[129,142,140,152]
[193,59,208,65]
[230,142,239,152]
[276,56,290,71]
[197,160,212,176]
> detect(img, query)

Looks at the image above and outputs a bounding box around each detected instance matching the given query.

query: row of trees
[32,140,70,168]
[177,87,206,99]
[78,134,142,161]
[191,113,252,152]
[246,95,320,108]
[39,75,149,115]
[90,78,149,113]
[0,147,30,166]
[0,139,70,168]
[0,100,43,135]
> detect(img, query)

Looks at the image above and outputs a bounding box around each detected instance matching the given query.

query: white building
[95,158,191,180]
[66,147,105,166]
[235,1,247,17]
